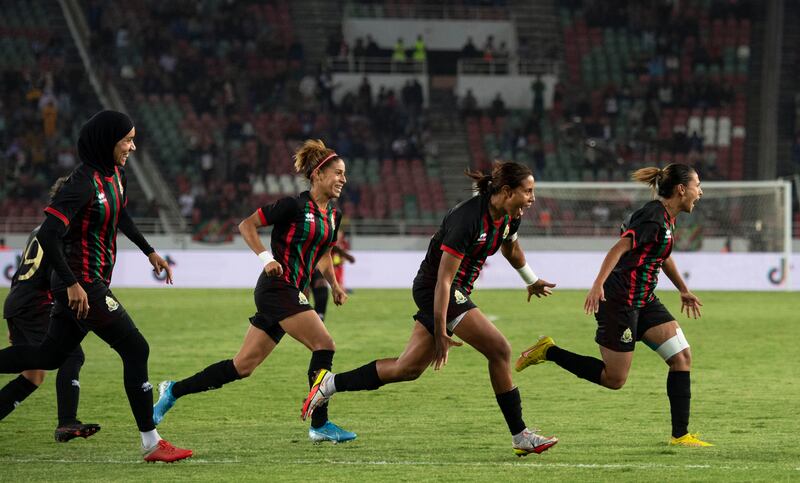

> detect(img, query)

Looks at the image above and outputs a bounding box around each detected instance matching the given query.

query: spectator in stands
[392,38,408,69]
[365,34,380,58]
[413,35,427,64]
[461,37,480,59]
[483,35,496,61]
[489,93,507,121]
[461,89,479,119]
[531,76,545,118]
[495,41,510,74]
[353,37,366,70]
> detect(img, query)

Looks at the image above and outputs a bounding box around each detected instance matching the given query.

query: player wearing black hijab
[0,111,192,462]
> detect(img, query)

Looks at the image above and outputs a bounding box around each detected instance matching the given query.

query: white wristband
[257,250,274,266]
[516,263,539,285]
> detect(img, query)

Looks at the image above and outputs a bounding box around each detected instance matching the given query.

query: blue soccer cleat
[308,421,357,444]
[153,380,177,425]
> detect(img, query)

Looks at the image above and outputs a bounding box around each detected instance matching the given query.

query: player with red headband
[152,139,356,443]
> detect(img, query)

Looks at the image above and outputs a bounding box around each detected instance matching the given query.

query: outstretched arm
[500,238,555,301]
[662,256,702,318]
[119,208,172,284]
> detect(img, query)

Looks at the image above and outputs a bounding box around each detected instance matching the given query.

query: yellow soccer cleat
[515,336,555,372]
[669,433,714,447]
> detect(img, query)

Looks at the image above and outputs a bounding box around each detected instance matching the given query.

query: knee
[668,348,692,370]
[603,375,627,390]
[485,338,512,364]
[23,370,46,386]
[115,330,150,362]
[398,363,426,382]
[311,337,335,352]
[235,363,256,379]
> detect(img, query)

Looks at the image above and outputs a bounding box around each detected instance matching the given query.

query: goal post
[518,180,793,290]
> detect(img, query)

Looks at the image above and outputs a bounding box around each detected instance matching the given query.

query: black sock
[667,371,691,438]
[172,359,242,399]
[333,360,384,392]
[0,375,39,420]
[496,387,526,435]
[313,286,329,321]
[56,349,84,426]
[546,345,605,385]
[308,350,334,429]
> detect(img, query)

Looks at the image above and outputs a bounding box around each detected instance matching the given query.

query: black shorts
[249,274,314,344]
[412,281,477,336]
[49,281,134,348]
[594,295,675,352]
[7,311,50,346]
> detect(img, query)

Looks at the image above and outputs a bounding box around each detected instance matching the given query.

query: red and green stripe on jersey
[444,213,509,295]
[45,167,125,284]
[626,209,674,307]
[260,194,338,292]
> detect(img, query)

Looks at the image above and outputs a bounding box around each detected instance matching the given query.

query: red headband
[314,152,338,173]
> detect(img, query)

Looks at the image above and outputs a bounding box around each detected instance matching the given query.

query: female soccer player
[302,161,559,456]
[0,177,100,442]
[153,139,356,443]
[515,163,711,447]
[0,110,192,462]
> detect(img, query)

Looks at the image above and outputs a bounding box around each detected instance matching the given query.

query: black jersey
[43,165,127,289]
[604,200,675,307]
[257,191,341,292]
[3,227,53,320]
[415,194,520,295]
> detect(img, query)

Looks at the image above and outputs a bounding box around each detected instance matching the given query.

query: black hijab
[77,110,134,177]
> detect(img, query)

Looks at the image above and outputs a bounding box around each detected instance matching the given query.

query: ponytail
[632,163,694,198]
[465,160,532,196]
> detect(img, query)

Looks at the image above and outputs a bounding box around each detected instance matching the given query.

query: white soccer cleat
[512,428,558,456]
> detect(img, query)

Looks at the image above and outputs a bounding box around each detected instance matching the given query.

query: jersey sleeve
[43,173,92,226]
[439,207,478,259]
[257,196,298,226]
[621,210,660,249]
[330,210,343,246]
[504,217,522,243]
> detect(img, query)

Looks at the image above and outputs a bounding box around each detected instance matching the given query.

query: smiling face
[502,175,535,218]
[678,170,702,213]
[313,158,347,199]
[113,127,136,167]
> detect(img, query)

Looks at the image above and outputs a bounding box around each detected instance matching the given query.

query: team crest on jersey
[503,224,510,239]
[298,292,310,305]
[105,295,119,312]
[305,213,315,222]
[620,328,633,343]
[97,192,107,202]
[477,232,487,243]
[665,229,672,239]
[454,289,467,305]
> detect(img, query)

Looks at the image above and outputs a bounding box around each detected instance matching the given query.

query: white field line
[0,458,790,471]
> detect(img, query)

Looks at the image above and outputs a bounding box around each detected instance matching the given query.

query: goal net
[520,180,792,256]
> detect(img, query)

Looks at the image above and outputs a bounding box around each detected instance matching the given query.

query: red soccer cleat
[143,439,193,463]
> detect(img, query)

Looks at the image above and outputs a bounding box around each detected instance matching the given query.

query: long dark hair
[631,163,695,198]
[465,161,532,196]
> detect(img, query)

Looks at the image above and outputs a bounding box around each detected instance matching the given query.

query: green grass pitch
[0,287,797,481]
